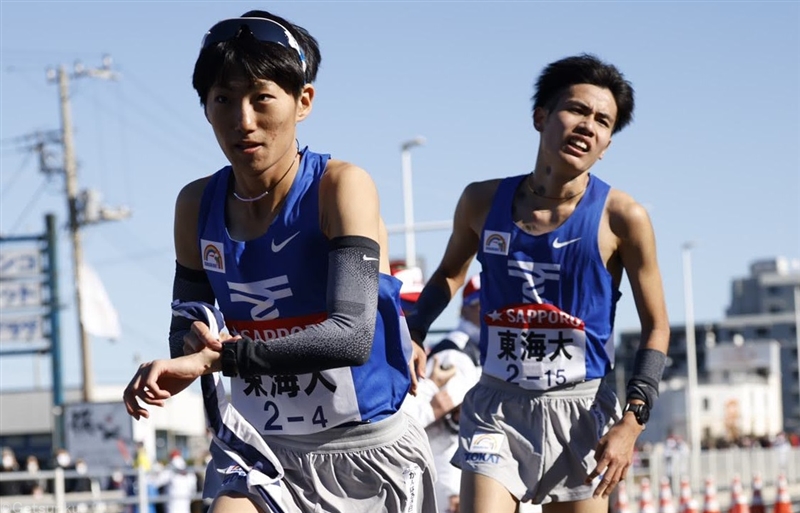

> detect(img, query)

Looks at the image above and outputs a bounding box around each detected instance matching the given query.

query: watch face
[627,404,649,425]
[639,405,650,424]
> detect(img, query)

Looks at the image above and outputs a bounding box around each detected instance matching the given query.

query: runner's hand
[408,343,427,396]
[123,350,216,420]
[183,320,240,354]
[586,414,642,498]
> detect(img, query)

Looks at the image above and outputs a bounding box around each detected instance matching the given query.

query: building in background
[0,385,208,469]
[614,256,800,443]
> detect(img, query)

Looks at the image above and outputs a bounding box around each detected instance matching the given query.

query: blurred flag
[79,263,121,339]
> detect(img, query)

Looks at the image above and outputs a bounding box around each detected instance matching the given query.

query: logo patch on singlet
[201,240,225,273]
[468,432,505,454]
[483,230,510,256]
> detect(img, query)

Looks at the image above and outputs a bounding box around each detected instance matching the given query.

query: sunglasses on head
[201,17,307,73]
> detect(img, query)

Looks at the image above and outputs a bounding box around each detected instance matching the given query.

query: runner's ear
[532,106,547,132]
[598,138,612,160]
[296,84,314,122]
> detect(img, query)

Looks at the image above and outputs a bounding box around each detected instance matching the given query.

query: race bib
[227,314,362,435]
[483,303,586,389]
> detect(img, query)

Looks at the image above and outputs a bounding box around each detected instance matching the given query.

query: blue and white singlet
[197,148,412,435]
[477,173,621,389]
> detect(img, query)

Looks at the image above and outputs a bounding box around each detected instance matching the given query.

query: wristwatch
[221,342,238,378]
[623,403,650,426]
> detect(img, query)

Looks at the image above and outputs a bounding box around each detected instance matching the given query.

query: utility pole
[46,56,128,403]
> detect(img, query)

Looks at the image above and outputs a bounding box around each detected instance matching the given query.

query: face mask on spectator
[27,459,39,472]
[56,453,71,467]
[75,462,87,474]
[2,456,13,468]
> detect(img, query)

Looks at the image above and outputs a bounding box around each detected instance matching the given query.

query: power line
[8,178,52,234]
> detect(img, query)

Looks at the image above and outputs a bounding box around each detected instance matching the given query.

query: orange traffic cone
[685,498,701,513]
[729,475,749,513]
[750,475,766,513]
[639,478,656,513]
[659,477,677,513]
[679,477,694,513]
[772,474,792,513]
[613,479,631,513]
[703,477,721,513]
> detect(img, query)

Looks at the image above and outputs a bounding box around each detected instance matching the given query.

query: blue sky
[1,1,798,391]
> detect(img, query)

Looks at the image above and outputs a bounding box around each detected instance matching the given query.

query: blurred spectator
[107,468,126,491]
[774,431,790,470]
[21,455,47,496]
[134,442,151,472]
[398,273,483,513]
[71,458,92,493]
[165,451,197,513]
[49,448,76,493]
[0,447,22,496]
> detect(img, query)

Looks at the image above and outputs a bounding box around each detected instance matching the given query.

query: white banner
[0,281,43,309]
[79,263,121,340]
[0,248,41,279]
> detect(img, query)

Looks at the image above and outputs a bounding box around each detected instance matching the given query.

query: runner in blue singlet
[122,9,435,513]
[404,54,671,513]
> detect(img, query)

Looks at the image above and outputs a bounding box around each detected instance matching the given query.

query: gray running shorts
[450,374,621,505]
[205,411,438,513]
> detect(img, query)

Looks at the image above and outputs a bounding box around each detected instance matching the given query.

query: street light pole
[794,285,800,430]
[400,137,425,268]
[682,242,702,489]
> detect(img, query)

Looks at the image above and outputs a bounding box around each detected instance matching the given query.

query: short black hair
[192,10,321,106]
[532,54,634,134]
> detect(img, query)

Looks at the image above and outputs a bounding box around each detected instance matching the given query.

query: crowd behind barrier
[0,444,799,513]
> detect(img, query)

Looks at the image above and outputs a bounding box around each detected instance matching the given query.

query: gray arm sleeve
[169,262,216,358]
[233,236,379,378]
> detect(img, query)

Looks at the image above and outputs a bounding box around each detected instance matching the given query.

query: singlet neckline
[224,149,308,244]
[506,173,595,240]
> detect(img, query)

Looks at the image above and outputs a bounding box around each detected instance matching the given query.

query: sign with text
[0,248,42,279]
[0,281,43,309]
[0,316,44,341]
[64,402,134,469]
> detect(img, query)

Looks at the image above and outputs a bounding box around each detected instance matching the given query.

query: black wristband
[626,348,666,409]
[221,343,238,378]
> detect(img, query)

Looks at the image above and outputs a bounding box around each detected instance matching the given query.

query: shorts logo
[483,230,510,256]
[201,240,225,274]
[464,452,501,464]
[468,432,504,454]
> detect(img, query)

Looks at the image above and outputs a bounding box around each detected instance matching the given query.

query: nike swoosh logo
[362,255,379,262]
[271,231,300,252]
[552,237,581,249]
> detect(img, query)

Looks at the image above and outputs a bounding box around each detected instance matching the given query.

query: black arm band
[232,235,380,378]
[626,348,667,409]
[169,261,215,358]
[405,282,452,346]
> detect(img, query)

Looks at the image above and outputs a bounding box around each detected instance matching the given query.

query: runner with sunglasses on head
[404,54,670,513]
[122,9,435,513]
